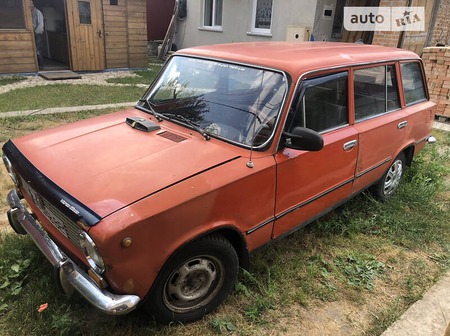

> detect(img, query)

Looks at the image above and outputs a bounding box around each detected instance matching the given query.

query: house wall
[428,0,450,47]
[103,0,148,69]
[371,0,445,55]
[147,0,175,40]
[0,0,37,74]
[174,0,317,50]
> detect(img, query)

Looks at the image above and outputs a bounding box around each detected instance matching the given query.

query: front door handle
[397,121,408,129]
[343,140,357,151]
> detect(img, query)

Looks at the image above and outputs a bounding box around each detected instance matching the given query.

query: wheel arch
[402,144,415,167]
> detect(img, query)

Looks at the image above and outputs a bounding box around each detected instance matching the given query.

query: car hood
[13,109,241,218]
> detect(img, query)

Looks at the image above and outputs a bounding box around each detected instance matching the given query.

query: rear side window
[354,64,401,121]
[401,62,427,105]
[287,72,348,133]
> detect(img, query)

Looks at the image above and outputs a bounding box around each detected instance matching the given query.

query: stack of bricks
[422,47,450,119]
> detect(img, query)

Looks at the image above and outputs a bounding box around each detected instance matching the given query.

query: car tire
[144,234,239,324]
[371,152,405,201]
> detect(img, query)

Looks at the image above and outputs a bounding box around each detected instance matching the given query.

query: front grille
[22,180,83,249]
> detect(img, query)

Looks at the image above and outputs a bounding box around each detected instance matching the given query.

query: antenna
[247,72,265,169]
[246,117,257,168]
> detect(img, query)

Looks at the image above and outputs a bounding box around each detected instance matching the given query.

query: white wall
[174,0,318,50]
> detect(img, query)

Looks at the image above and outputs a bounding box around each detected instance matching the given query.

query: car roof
[176,42,420,77]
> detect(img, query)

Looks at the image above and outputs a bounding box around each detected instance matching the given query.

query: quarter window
[203,0,223,28]
[0,0,25,29]
[251,0,273,34]
[287,72,348,133]
[354,64,400,121]
[401,62,427,105]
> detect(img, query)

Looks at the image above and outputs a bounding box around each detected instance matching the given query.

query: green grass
[106,65,163,85]
[0,109,119,143]
[0,76,25,86]
[0,85,145,112]
[0,122,449,335]
[0,64,164,113]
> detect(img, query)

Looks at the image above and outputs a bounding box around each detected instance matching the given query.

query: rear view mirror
[283,127,324,151]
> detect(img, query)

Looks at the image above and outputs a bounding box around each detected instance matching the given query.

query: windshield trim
[140,54,291,151]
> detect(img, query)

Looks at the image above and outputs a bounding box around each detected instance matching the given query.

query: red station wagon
[2,42,436,323]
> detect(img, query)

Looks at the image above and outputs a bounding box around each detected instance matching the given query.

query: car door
[351,63,408,193]
[273,71,358,239]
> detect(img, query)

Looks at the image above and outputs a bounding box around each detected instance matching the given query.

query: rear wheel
[145,234,239,324]
[371,153,405,200]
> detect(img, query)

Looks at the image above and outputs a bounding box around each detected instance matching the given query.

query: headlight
[2,154,19,186]
[80,231,105,274]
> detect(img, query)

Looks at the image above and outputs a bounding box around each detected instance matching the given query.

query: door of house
[65,0,105,71]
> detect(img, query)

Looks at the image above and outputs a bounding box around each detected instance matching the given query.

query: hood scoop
[126,116,160,132]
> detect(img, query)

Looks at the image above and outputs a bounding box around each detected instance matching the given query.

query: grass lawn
[0,65,163,113]
[0,112,448,335]
[0,85,144,112]
[0,76,26,86]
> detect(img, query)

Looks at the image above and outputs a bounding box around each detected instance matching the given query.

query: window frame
[287,71,350,134]
[353,63,401,123]
[202,0,223,31]
[250,0,274,35]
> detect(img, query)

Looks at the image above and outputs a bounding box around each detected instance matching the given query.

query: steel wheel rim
[383,159,403,196]
[162,255,225,313]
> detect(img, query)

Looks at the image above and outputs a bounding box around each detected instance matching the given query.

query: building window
[78,1,92,24]
[252,0,273,34]
[110,0,118,5]
[203,0,223,28]
[0,0,26,29]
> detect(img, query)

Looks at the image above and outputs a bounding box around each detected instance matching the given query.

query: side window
[401,62,427,105]
[287,72,348,133]
[354,64,400,121]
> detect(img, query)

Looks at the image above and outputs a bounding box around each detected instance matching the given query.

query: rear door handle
[343,140,357,151]
[397,121,408,129]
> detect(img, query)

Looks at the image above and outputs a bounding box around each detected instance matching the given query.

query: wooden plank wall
[103,0,147,69]
[0,32,36,73]
[0,0,37,74]
[127,0,148,68]
[402,0,435,55]
[103,0,128,68]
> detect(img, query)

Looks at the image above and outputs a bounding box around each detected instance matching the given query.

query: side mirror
[283,127,324,151]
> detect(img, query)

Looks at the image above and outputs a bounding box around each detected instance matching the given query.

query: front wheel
[371,153,405,200]
[144,234,239,324]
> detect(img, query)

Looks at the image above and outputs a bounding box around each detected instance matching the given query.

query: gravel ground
[0,70,145,95]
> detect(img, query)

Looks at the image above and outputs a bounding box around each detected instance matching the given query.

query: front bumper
[6,188,141,315]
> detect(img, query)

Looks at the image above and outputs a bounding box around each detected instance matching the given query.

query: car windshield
[143,56,288,147]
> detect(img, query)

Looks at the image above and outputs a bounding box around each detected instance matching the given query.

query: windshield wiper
[136,99,163,121]
[163,113,211,140]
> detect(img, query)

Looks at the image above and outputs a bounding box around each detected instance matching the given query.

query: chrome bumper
[6,188,140,315]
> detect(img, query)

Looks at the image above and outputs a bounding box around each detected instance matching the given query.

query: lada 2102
[2,42,436,323]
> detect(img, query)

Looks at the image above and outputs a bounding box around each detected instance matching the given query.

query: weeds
[210,318,237,334]
[0,235,35,314]
[334,253,386,291]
